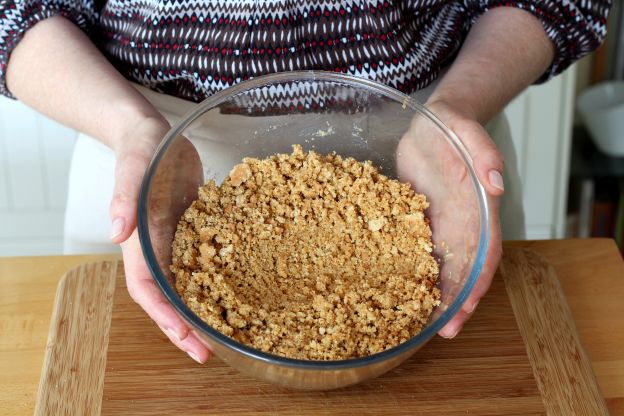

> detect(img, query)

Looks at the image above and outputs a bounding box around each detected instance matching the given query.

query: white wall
[504,66,576,239]
[0,97,77,256]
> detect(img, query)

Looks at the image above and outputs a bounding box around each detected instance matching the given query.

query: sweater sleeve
[462,0,611,82]
[0,0,100,98]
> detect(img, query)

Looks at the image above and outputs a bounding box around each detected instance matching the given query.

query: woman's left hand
[433,100,505,338]
[109,116,212,363]
[397,99,505,339]
[400,5,556,338]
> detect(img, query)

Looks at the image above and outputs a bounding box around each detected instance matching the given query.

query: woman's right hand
[6,15,212,362]
[109,116,212,364]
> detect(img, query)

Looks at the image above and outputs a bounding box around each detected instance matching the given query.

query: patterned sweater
[0,1,611,102]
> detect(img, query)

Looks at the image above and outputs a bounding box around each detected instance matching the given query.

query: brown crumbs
[171,145,440,360]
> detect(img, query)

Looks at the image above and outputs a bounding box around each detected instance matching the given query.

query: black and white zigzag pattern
[0,0,611,104]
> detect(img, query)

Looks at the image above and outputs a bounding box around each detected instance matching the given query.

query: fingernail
[488,170,504,191]
[110,217,125,239]
[440,326,461,339]
[165,327,182,342]
[464,299,480,314]
[188,351,203,364]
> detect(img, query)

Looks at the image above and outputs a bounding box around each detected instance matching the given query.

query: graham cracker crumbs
[171,145,440,360]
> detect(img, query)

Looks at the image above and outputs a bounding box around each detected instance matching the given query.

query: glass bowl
[138,71,489,390]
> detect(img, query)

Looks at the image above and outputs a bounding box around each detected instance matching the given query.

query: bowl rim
[138,70,490,370]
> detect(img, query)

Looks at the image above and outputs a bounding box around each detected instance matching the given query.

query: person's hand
[109,116,212,363]
[397,99,504,339]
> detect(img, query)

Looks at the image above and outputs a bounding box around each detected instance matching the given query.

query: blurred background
[1,7,624,257]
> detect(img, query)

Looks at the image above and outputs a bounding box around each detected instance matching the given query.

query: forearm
[5,16,163,151]
[429,7,555,124]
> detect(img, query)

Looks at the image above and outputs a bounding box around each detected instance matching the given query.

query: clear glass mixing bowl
[138,71,489,390]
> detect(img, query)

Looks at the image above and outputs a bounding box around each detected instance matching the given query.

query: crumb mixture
[171,145,440,360]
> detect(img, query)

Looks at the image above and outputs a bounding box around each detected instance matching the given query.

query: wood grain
[501,248,609,415]
[509,239,624,415]
[3,240,622,415]
[34,261,118,416]
[0,253,120,416]
[98,262,545,415]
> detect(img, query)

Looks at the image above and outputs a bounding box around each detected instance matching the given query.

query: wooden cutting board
[34,248,608,415]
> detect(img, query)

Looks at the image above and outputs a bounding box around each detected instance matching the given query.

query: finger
[459,192,503,316]
[192,329,216,350]
[128,274,189,339]
[438,309,468,339]
[160,326,213,363]
[462,243,501,314]
[109,146,155,244]
[121,230,190,341]
[438,194,503,338]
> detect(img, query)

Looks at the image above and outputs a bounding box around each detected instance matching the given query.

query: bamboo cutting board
[34,248,608,415]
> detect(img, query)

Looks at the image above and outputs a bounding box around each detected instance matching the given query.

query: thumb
[109,147,154,244]
[456,120,505,197]
[424,101,505,198]
[108,117,170,244]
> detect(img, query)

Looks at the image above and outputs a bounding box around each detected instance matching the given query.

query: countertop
[1,239,623,414]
